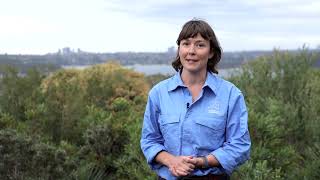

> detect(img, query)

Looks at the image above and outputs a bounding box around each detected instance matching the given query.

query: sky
[1,0,319,54]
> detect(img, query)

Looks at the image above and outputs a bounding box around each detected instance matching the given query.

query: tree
[0,66,44,122]
[0,129,73,179]
[230,49,320,179]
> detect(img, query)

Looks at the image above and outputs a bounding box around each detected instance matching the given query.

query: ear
[209,51,214,59]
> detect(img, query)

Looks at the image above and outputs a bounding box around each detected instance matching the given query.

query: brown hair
[172,19,222,74]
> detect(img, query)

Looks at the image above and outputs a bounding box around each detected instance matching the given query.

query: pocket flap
[159,114,180,125]
[195,116,225,130]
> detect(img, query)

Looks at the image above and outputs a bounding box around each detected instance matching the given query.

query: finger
[181,156,189,163]
[182,156,194,161]
[170,167,179,177]
[187,163,195,170]
[176,168,188,176]
[181,159,196,169]
[180,163,194,173]
[185,157,197,165]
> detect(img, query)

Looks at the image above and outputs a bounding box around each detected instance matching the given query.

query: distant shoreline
[62,64,237,78]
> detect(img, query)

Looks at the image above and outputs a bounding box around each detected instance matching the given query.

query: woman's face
[179,33,213,74]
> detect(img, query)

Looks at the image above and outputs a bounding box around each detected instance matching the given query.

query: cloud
[0,16,61,35]
[1,0,319,53]
[103,0,320,22]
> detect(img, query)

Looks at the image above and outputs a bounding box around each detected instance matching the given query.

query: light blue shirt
[140,72,251,180]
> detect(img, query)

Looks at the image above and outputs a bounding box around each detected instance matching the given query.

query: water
[125,64,175,75]
[126,64,237,78]
[62,64,237,78]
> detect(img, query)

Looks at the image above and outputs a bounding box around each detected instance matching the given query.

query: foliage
[1,50,319,179]
[145,73,169,87]
[230,49,320,179]
[0,62,151,179]
[0,66,44,122]
[0,129,72,180]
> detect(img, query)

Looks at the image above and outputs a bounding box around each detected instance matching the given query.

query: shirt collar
[168,71,185,91]
[168,71,220,94]
[203,72,219,94]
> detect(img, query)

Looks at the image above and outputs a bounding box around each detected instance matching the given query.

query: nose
[187,44,196,55]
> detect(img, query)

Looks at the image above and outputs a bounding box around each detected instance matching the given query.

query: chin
[184,68,202,73]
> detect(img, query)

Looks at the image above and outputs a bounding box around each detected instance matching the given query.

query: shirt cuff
[211,148,236,175]
[145,145,166,170]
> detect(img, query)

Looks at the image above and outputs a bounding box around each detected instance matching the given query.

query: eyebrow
[182,39,207,43]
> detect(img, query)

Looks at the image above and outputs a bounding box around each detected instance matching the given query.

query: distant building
[62,47,71,54]
[167,46,176,54]
[77,48,82,53]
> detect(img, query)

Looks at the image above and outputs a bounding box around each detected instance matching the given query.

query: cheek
[178,49,186,58]
[200,50,212,59]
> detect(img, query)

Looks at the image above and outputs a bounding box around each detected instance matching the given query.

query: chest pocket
[158,114,180,151]
[195,115,226,142]
[159,114,180,134]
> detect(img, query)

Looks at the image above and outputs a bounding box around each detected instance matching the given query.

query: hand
[193,157,205,168]
[166,156,196,177]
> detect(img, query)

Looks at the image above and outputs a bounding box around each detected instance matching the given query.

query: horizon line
[1,47,317,56]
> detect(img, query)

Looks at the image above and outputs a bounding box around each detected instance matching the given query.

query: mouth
[186,59,199,63]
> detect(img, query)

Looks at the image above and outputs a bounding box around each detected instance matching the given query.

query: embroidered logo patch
[208,101,220,114]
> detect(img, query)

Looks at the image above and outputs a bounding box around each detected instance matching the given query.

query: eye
[181,41,190,46]
[196,43,206,48]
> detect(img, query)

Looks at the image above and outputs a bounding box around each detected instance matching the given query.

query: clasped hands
[166,156,203,177]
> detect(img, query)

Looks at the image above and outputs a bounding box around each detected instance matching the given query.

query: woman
[141,19,251,180]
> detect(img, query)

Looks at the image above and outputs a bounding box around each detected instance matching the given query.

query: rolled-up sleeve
[140,90,166,170]
[211,89,251,175]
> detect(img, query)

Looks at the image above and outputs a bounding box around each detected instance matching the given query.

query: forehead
[182,33,208,41]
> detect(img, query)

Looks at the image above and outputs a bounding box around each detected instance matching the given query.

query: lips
[186,59,198,61]
[186,59,198,62]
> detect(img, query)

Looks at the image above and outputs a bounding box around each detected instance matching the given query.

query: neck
[181,69,207,86]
